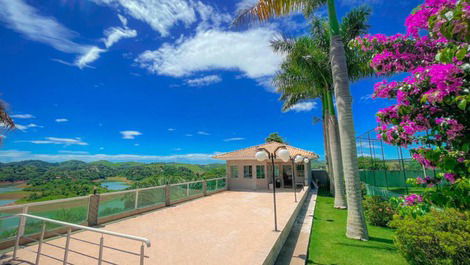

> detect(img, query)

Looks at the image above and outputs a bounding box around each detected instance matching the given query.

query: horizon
[0,0,421,164]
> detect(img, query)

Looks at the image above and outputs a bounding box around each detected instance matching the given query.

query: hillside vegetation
[0,160,225,202]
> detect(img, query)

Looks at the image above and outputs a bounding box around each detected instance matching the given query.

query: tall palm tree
[272,8,372,209]
[235,0,370,240]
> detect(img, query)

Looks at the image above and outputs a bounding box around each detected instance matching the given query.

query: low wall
[262,187,311,265]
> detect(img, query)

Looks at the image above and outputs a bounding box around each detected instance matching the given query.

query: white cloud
[0,0,136,69]
[136,27,284,79]
[20,137,88,146]
[185,134,193,137]
[3,123,42,131]
[168,128,176,131]
[197,131,210,136]
[11,114,34,119]
[75,46,106,69]
[92,0,197,37]
[235,0,259,12]
[55,118,68,123]
[186,75,222,87]
[103,27,137,48]
[224,137,245,142]
[0,0,102,68]
[0,0,88,54]
[120,130,142,139]
[0,149,219,164]
[287,102,317,112]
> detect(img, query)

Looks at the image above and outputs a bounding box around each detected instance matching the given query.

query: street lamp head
[277,148,290,162]
[303,158,309,164]
[255,150,268,161]
[294,155,304,163]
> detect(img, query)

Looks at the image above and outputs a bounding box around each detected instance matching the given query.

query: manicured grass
[307,191,408,265]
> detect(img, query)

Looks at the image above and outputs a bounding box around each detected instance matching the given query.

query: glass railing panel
[25,197,89,235]
[98,191,136,218]
[206,179,217,192]
[137,187,165,209]
[188,182,203,196]
[170,184,189,202]
[216,178,226,190]
[0,207,23,242]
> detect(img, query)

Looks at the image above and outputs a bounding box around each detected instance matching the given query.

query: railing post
[140,242,145,265]
[35,222,46,265]
[135,190,140,209]
[203,180,207,196]
[186,184,189,197]
[98,235,104,265]
[165,184,171,206]
[88,194,100,227]
[13,206,28,259]
[63,227,71,265]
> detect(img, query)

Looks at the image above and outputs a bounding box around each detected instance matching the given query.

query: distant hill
[0,160,226,182]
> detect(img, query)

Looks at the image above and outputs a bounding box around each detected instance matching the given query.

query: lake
[101,181,130,191]
[0,185,23,206]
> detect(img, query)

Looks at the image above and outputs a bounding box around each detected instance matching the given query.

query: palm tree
[0,99,14,142]
[272,7,372,209]
[235,0,369,240]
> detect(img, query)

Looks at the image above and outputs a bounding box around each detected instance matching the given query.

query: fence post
[13,206,28,259]
[87,194,100,227]
[165,184,171,206]
[135,190,140,209]
[203,180,207,196]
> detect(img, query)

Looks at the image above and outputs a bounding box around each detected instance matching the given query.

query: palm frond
[233,0,318,26]
[339,5,372,43]
[0,100,14,130]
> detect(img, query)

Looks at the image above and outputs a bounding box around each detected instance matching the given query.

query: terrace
[0,177,313,265]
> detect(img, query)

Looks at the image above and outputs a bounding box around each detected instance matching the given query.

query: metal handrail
[17,214,151,247]
[13,213,151,265]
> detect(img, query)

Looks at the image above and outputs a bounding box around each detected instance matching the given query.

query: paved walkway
[6,189,306,265]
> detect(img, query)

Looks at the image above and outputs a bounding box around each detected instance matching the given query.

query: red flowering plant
[350,0,470,209]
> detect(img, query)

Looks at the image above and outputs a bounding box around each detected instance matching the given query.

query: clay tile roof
[213,142,319,160]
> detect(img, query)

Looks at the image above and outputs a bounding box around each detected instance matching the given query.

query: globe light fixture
[277,148,290,162]
[255,150,268,162]
[304,158,309,164]
[294,155,304,163]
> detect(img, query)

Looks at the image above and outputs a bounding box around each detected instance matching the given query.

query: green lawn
[307,191,408,265]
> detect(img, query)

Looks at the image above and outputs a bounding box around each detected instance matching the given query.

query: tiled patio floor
[8,189,306,265]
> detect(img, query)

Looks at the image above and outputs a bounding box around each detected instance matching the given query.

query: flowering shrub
[390,196,430,218]
[363,196,395,227]
[350,0,470,208]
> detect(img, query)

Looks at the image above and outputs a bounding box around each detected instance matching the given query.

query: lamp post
[290,154,305,203]
[256,146,289,232]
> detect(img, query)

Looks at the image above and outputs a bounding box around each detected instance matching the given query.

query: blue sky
[0,0,422,164]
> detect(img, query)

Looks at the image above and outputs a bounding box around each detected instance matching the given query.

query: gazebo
[213,142,319,190]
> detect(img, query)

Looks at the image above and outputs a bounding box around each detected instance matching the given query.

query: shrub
[390,208,470,265]
[363,196,395,227]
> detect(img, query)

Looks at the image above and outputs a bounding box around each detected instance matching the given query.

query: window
[296,164,305,177]
[256,165,265,179]
[243,165,252,178]
[230,166,238,178]
[274,165,280,177]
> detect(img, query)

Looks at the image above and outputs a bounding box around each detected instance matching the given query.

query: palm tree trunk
[328,0,368,240]
[326,91,347,209]
[321,96,335,195]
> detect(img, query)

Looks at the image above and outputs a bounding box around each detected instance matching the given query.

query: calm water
[101,181,130,191]
[0,185,23,206]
